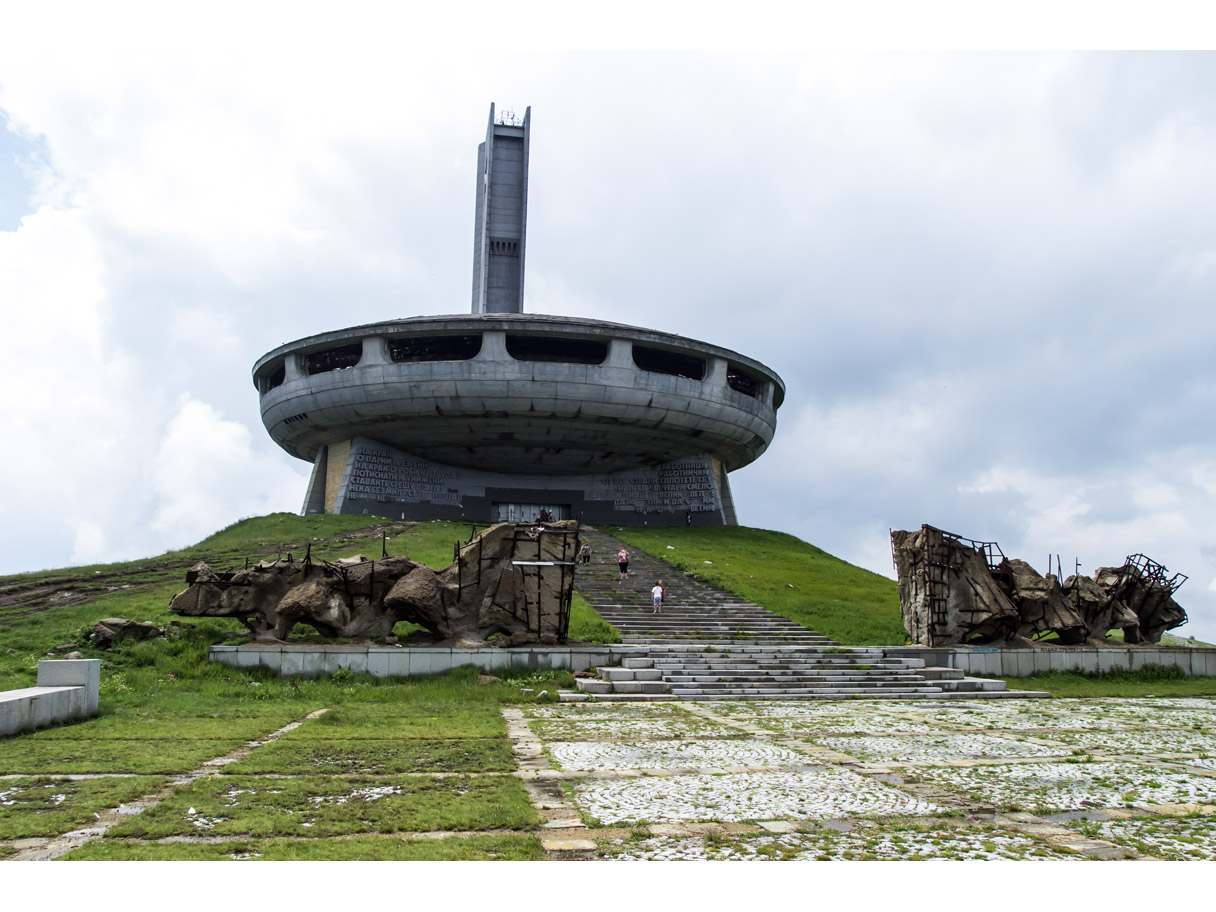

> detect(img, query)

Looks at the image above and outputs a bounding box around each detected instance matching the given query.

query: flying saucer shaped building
[254,105,784,525]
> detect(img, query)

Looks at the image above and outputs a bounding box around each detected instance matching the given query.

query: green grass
[0,514,591,858]
[28,708,307,741]
[281,701,507,740]
[998,664,1216,698]
[107,773,536,838]
[568,592,620,644]
[1101,629,1216,648]
[62,833,546,861]
[605,525,905,645]
[226,738,517,774]
[0,776,166,840]
[0,738,248,775]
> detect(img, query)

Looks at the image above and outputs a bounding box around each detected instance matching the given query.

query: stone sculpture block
[171,521,579,647]
[892,525,1189,648]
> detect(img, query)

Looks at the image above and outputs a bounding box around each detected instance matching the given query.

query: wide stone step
[621,638,836,645]
[604,624,817,633]
[620,632,820,637]
[917,666,965,681]
[618,637,827,641]
[660,669,927,680]
[597,667,664,682]
[651,659,904,666]
[646,650,880,658]
[607,681,672,694]
[618,630,832,637]
[666,675,932,687]
[621,622,810,627]
[590,610,795,618]
[595,616,809,626]
[669,686,945,696]
[657,671,926,681]
[615,631,830,637]
[941,677,1010,692]
[589,604,781,611]
[655,668,921,678]
[590,690,1048,702]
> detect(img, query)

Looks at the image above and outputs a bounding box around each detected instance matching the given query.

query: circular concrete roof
[254,314,784,476]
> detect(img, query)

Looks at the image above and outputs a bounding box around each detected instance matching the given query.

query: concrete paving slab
[515,695,1216,861]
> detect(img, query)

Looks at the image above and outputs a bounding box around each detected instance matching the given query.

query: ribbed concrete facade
[253,314,783,525]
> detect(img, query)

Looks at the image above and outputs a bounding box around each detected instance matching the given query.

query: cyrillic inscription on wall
[586,456,719,513]
[345,445,462,506]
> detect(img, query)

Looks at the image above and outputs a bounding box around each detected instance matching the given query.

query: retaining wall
[209,644,641,679]
[0,659,101,736]
[883,646,1216,677]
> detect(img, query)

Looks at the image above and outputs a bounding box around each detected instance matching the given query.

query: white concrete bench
[0,659,100,737]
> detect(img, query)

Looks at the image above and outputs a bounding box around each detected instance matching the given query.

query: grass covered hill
[0,514,625,691]
[0,514,907,693]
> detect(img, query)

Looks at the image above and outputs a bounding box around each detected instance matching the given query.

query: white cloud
[0,206,146,566]
[2,45,1216,645]
[151,397,308,548]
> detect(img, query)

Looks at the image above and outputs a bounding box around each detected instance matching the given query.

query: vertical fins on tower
[472,103,530,314]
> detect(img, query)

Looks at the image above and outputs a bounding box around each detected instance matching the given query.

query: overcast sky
[2,15,1215,640]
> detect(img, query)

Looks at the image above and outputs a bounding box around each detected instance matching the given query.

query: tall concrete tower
[471,103,530,314]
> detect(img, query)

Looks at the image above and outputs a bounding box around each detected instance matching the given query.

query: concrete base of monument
[883,645,1216,677]
[1,660,100,737]
[302,434,739,525]
[209,644,641,679]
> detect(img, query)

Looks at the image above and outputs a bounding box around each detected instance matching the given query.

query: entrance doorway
[491,502,572,523]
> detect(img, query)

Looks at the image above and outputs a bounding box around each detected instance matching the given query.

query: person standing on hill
[617,548,630,580]
[652,581,664,613]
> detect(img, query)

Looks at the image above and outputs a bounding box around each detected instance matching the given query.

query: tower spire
[471,103,530,314]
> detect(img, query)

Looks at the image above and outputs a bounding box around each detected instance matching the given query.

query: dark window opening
[389,334,482,362]
[258,364,286,394]
[283,412,309,425]
[506,334,607,364]
[632,345,705,380]
[727,363,760,398]
[772,385,785,410]
[305,343,362,375]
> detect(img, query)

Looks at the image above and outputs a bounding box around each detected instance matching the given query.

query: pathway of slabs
[6,697,1216,861]
[515,697,1216,861]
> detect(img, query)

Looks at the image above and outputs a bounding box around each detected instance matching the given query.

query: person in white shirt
[651,582,664,613]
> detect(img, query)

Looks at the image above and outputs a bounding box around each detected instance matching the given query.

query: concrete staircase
[574,528,833,646]
[572,529,1042,701]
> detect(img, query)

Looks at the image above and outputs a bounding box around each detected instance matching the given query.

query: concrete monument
[170,521,579,647]
[253,105,784,526]
[892,525,1189,647]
